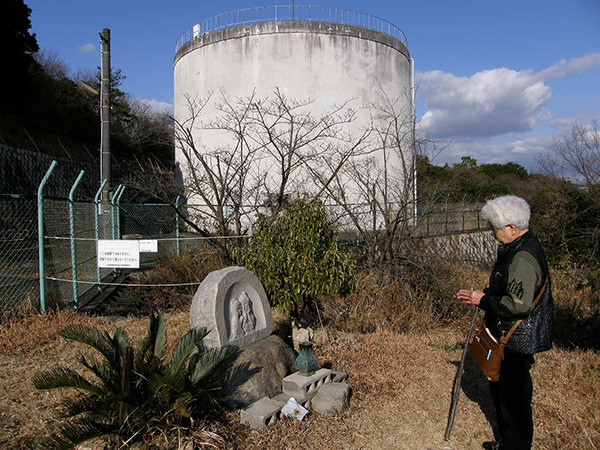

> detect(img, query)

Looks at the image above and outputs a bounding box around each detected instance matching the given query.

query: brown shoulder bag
[469,277,548,382]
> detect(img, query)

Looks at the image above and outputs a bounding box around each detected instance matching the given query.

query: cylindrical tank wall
[173,19,413,230]
[174,21,411,135]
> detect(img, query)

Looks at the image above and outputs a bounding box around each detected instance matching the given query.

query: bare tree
[129,88,417,263]
[539,120,600,188]
[313,89,418,270]
[34,48,70,80]
[244,88,370,213]
[174,92,261,243]
[173,88,373,227]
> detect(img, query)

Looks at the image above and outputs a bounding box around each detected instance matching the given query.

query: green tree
[33,313,230,448]
[477,162,528,180]
[455,155,478,169]
[526,176,600,266]
[418,157,530,202]
[232,199,356,317]
[0,0,39,107]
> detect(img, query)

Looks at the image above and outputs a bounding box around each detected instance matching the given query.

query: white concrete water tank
[173,6,414,229]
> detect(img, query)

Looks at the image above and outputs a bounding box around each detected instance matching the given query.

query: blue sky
[26,0,600,170]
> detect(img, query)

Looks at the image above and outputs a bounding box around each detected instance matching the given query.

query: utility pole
[100,28,111,205]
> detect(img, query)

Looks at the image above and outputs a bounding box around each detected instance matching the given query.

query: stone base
[311,381,351,416]
[218,334,296,408]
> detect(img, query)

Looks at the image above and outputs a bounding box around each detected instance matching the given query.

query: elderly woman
[457,195,553,450]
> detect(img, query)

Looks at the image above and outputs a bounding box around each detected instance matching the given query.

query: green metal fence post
[175,194,182,256]
[95,179,108,289]
[38,161,57,314]
[115,186,125,238]
[111,185,124,240]
[69,170,85,306]
[110,185,125,277]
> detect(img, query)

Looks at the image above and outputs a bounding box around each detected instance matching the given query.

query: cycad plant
[33,312,231,448]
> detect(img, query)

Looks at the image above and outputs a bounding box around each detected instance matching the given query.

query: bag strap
[499,276,548,345]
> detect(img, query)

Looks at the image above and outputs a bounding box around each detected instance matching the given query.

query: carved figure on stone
[230,291,257,339]
[190,266,273,349]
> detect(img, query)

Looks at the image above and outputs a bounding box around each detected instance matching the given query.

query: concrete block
[331,371,348,383]
[282,368,332,400]
[272,392,313,409]
[240,397,283,429]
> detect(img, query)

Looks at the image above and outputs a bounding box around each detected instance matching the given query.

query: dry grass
[321,264,490,334]
[1,261,598,448]
[0,310,191,448]
[1,307,599,449]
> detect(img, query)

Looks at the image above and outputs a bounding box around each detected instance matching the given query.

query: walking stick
[444,305,479,441]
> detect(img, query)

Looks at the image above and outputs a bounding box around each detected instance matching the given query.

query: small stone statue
[230,291,257,339]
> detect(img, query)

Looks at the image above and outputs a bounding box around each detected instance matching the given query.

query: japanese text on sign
[97,240,140,268]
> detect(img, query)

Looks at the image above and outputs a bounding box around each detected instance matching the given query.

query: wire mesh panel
[74,202,108,301]
[120,204,176,237]
[119,203,179,267]
[44,198,75,306]
[42,199,114,307]
[0,195,38,316]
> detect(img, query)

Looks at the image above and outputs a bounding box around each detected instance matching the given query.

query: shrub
[523,176,600,267]
[232,199,356,317]
[33,312,231,448]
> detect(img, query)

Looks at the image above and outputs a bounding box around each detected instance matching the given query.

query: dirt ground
[0,311,599,449]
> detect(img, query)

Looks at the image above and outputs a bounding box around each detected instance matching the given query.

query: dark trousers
[489,352,535,450]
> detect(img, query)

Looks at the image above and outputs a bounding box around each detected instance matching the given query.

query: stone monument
[190,266,273,349]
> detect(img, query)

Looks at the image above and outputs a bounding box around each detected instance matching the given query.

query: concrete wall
[406,230,498,270]
[174,21,410,116]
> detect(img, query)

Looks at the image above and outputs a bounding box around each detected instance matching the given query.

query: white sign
[97,240,140,268]
[139,240,158,253]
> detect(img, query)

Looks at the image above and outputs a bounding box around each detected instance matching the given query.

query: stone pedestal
[217,334,296,408]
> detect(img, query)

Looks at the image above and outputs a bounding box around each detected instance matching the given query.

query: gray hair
[481,195,530,230]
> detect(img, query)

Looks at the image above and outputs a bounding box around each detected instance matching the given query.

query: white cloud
[138,98,174,116]
[78,43,97,54]
[417,52,600,140]
[418,68,551,138]
[538,52,600,79]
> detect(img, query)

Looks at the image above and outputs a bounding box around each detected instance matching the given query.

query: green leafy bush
[33,312,231,448]
[232,199,356,316]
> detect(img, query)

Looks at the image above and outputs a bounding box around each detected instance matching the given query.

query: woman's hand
[456,289,485,306]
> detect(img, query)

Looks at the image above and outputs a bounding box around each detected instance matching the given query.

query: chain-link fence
[42,199,200,312]
[0,158,210,318]
[0,195,38,317]
[0,156,491,319]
